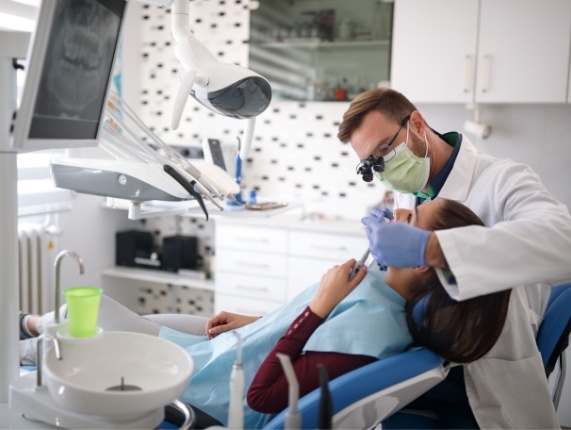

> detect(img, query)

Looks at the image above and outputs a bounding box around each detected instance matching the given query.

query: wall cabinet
[391,0,571,103]
[249,0,393,101]
[214,219,367,316]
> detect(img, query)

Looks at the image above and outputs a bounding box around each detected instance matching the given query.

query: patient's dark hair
[404,199,511,364]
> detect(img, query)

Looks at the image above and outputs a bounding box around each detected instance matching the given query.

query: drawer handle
[236,261,270,268]
[235,237,270,243]
[309,243,348,251]
[236,286,269,292]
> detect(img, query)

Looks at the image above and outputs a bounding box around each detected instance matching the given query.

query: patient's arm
[206,311,261,339]
[247,259,371,413]
[247,305,375,413]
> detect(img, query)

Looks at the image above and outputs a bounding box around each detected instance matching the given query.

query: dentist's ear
[409,111,427,135]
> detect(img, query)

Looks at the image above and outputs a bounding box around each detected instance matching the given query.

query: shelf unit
[102,266,215,291]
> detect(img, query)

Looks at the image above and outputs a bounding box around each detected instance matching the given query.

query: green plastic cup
[64,286,103,338]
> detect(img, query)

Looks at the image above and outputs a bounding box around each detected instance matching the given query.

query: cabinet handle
[236,286,269,292]
[235,237,270,243]
[235,261,270,268]
[309,243,348,251]
[462,55,473,93]
[480,55,491,93]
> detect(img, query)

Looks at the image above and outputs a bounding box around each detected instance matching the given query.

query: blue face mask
[375,122,430,194]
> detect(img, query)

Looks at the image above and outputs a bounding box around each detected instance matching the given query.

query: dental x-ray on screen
[11,0,126,151]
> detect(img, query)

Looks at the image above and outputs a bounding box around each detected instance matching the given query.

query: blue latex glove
[374,207,394,221]
[361,213,431,268]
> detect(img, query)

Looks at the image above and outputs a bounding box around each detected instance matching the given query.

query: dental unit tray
[50,93,240,220]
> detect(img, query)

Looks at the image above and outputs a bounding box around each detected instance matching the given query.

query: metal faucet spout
[36,335,62,388]
[54,250,85,324]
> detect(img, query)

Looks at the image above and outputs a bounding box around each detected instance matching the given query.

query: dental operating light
[49,0,270,220]
[167,0,272,159]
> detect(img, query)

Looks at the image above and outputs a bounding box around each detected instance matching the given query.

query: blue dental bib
[159,270,411,428]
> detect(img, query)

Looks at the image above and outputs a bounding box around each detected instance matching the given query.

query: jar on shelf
[371,0,393,40]
[338,19,355,41]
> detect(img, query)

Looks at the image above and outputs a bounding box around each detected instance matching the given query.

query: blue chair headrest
[536,282,571,377]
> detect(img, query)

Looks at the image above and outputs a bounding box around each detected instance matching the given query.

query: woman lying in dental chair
[20,199,514,429]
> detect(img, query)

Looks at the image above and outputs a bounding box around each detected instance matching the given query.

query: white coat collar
[437,134,479,203]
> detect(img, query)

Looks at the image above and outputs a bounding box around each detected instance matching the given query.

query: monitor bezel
[11,0,127,152]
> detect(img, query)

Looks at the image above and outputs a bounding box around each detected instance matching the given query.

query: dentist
[337,88,571,429]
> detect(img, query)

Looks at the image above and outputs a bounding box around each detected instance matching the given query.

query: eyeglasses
[356,115,411,182]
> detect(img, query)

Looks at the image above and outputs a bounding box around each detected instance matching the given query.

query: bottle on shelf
[371,0,393,41]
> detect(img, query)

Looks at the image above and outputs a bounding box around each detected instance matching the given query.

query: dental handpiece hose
[228,332,244,429]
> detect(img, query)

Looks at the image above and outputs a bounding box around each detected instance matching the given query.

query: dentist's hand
[361,212,430,268]
[206,311,261,339]
[377,207,394,221]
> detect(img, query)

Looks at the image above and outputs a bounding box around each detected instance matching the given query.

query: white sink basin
[43,330,193,418]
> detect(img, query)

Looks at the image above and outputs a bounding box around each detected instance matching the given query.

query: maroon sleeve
[247,306,377,414]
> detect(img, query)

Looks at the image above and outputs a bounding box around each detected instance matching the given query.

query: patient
[20,199,511,429]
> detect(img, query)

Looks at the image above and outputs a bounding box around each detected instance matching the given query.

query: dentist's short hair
[337,88,418,144]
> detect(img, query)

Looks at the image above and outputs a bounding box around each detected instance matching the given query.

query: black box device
[161,235,199,272]
[116,230,154,267]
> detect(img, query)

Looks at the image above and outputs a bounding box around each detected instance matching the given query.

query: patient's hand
[309,259,367,318]
[206,311,261,339]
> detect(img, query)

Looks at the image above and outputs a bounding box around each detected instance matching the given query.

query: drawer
[216,248,288,278]
[216,272,286,302]
[214,293,283,316]
[215,224,287,254]
[289,230,368,261]
[287,257,342,301]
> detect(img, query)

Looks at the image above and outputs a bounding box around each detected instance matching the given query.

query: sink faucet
[54,250,85,324]
[36,334,62,388]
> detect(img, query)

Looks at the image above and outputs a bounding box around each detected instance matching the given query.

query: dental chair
[263,282,571,430]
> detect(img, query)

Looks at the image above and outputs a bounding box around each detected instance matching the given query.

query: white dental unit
[0,0,272,427]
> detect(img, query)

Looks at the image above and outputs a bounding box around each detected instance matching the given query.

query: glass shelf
[260,39,390,50]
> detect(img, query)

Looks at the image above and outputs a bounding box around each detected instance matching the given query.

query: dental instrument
[349,214,391,277]
[276,353,301,430]
[228,332,245,429]
[349,249,370,280]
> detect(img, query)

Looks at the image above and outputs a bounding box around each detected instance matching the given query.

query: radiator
[18,223,52,315]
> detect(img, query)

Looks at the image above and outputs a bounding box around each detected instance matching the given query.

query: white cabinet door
[392,0,571,104]
[476,0,571,103]
[391,0,479,103]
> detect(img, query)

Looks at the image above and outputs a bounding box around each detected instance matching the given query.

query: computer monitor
[11,0,127,152]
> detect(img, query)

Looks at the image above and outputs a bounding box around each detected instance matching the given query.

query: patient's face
[393,199,443,230]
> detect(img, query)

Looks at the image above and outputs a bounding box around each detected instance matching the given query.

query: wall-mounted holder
[463,104,492,140]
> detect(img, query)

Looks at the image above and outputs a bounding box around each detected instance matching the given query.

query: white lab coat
[395,136,569,428]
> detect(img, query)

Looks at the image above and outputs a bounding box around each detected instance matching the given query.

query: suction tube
[228,332,244,429]
[276,353,301,430]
